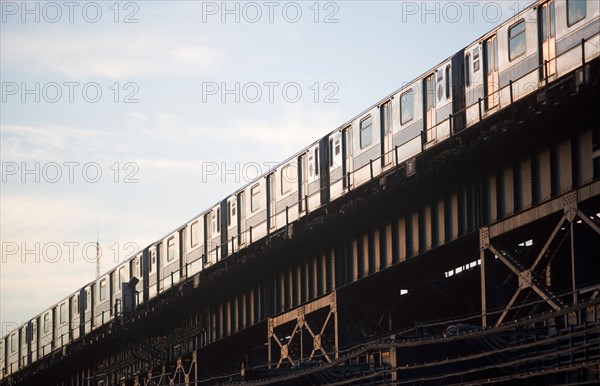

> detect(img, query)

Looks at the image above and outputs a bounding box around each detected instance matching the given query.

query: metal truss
[480,190,600,327]
[268,292,338,368]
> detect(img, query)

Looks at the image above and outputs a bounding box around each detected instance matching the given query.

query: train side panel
[185,218,204,276]
[54,300,69,349]
[93,273,112,328]
[130,254,143,305]
[423,59,454,149]
[39,310,52,357]
[244,179,268,243]
[160,231,180,291]
[555,0,600,76]
[393,80,423,165]
[351,107,382,188]
[70,292,80,341]
[114,262,130,314]
[206,205,222,267]
[6,331,17,376]
[225,195,239,256]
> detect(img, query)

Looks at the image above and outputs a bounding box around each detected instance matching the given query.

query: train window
[231,201,236,217]
[445,65,452,99]
[381,101,390,134]
[400,90,414,125]
[493,36,498,71]
[167,237,175,262]
[329,138,334,166]
[280,165,293,195]
[335,138,340,155]
[43,313,50,334]
[10,334,16,353]
[509,20,526,61]
[190,221,199,247]
[549,2,555,37]
[314,147,319,176]
[60,303,67,324]
[359,116,372,149]
[119,267,126,287]
[85,290,90,311]
[227,201,232,225]
[425,75,436,110]
[465,54,471,86]
[473,46,480,72]
[215,208,221,234]
[99,278,107,301]
[75,295,79,315]
[540,5,547,42]
[251,184,261,212]
[567,0,586,26]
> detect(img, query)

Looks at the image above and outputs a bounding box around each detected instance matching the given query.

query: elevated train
[2,0,598,379]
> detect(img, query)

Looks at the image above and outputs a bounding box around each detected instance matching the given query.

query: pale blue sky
[0,0,533,331]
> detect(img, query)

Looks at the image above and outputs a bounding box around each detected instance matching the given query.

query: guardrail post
[305,195,309,214]
[369,159,373,179]
[449,114,453,135]
[249,226,253,244]
[478,98,483,122]
[394,145,399,166]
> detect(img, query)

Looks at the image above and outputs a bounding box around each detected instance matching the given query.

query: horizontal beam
[489,181,600,238]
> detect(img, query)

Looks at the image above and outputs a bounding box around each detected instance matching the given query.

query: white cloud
[1,123,109,161]
[1,30,222,79]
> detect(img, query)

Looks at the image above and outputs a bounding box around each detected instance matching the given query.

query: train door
[147,247,158,299]
[206,206,220,266]
[329,131,343,198]
[424,74,437,142]
[237,192,246,246]
[342,126,352,189]
[28,320,37,364]
[83,286,92,334]
[40,311,52,356]
[19,326,26,367]
[380,101,393,167]
[307,146,320,210]
[227,196,238,254]
[267,173,276,231]
[70,294,79,341]
[484,35,499,110]
[538,1,556,80]
[298,154,307,212]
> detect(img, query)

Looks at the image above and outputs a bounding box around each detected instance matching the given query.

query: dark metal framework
[3,51,600,386]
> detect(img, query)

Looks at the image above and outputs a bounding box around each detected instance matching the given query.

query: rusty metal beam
[489,181,599,238]
[489,244,563,312]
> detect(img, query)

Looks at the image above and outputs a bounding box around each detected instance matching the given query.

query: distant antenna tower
[96,215,100,279]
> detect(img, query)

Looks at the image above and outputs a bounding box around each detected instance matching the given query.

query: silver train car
[2,0,598,380]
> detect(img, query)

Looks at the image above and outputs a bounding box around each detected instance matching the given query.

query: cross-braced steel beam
[268,292,338,369]
[480,190,600,327]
